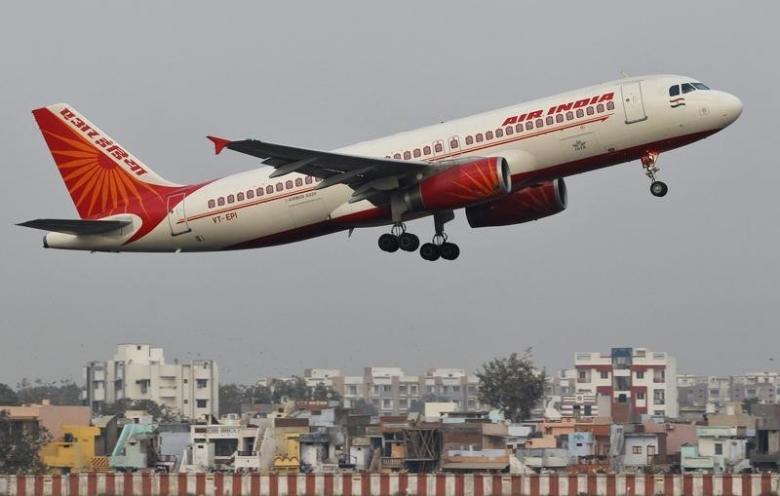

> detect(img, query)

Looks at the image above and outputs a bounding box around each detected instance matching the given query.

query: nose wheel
[641,151,669,198]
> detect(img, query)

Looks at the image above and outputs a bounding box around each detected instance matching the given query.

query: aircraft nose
[719,92,743,126]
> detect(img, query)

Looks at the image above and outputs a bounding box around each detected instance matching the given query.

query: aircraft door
[621,81,648,124]
[167,193,191,236]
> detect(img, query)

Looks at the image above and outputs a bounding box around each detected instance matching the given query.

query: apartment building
[573,347,679,419]
[296,367,482,415]
[84,344,219,419]
[677,372,780,410]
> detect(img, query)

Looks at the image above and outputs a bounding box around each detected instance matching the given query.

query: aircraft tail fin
[32,103,181,219]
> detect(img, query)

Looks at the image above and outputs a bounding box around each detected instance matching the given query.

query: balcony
[381,457,404,469]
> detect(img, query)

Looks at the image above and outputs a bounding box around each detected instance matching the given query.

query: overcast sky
[1,2,778,386]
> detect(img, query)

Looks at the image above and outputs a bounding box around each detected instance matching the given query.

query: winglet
[207,136,232,155]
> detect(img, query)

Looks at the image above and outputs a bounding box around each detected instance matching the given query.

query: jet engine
[465,178,567,227]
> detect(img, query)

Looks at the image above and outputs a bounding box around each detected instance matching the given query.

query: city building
[83,344,219,419]
[573,347,679,420]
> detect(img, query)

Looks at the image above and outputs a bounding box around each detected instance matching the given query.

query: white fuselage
[44,74,742,252]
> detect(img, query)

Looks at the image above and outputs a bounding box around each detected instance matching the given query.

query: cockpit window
[681,83,697,94]
[669,85,680,97]
[692,82,710,90]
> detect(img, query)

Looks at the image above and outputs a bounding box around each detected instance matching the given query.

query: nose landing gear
[641,151,668,198]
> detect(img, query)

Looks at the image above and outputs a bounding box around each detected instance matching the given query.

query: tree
[311,383,341,401]
[15,379,81,406]
[0,384,19,406]
[742,397,760,415]
[476,350,546,422]
[351,399,378,416]
[271,377,309,403]
[0,410,51,474]
[100,399,177,422]
[219,384,244,416]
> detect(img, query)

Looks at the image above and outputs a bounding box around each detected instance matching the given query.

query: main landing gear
[641,151,668,198]
[378,223,420,253]
[377,211,460,261]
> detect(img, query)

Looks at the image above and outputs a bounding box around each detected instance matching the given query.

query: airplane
[18,74,742,261]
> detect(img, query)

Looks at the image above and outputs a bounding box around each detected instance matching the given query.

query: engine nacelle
[466,178,568,227]
[404,157,511,211]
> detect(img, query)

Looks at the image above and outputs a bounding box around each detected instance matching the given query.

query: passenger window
[525,121,533,130]
[475,133,483,143]
[465,136,473,145]
[597,103,605,113]
[546,116,554,126]
[448,138,458,149]
[227,194,235,204]
[276,183,283,192]
[556,114,564,123]
[208,199,215,209]
[535,118,543,128]
[423,145,432,155]
[681,83,696,94]
[217,197,225,206]
[393,153,401,159]
[669,85,680,97]
[237,192,245,201]
[413,148,421,158]
[305,176,313,184]
[515,124,523,133]
[485,131,494,140]
[566,111,574,120]
[586,106,594,115]
[256,187,264,196]
[247,190,254,199]
[576,109,584,118]
[295,178,303,187]
[434,142,443,153]
[607,101,615,110]
[495,129,503,138]
[285,180,293,189]
[266,185,274,194]
[403,151,411,160]
[505,126,513,135]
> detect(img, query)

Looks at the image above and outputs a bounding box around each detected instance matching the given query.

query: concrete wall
[1,473,779,496]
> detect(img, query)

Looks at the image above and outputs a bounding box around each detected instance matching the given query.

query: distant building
[260,367,484,416]
[573,347,679,420]
[83,344,219,419]
[677,372,780,412]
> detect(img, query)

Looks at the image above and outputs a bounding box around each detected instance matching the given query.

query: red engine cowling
[465,178,568,227]
[404,157,511,211]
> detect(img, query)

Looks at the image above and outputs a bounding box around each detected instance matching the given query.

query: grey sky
[1,2,778,386]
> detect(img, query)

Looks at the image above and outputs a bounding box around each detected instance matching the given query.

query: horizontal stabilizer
[17,218,131,235]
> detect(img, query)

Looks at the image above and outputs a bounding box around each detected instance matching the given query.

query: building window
[382,399,392,409]
[208,200,216,209]
[410,385,418,395]
[196,379,208,389]
[632,446,642,454]
[653,390,665,405]
[247,190,255,199]
[373,385,380,395]
[383,385,392,393]
[217,197,225,206]
[452,385,461,393]
[427,386,435,394]
[196,399,208,408]
[637,392,646,400]
[715,443,723,455]
[399,385,408,394]
[237,192,245,201]
[600,371,609,379]
[400,399,408,408]
[578,370,587,381]
[637,371,645,379]
[347,385,358,395]
[295,178,303,187]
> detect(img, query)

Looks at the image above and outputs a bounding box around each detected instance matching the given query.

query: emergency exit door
[621,81,648,124]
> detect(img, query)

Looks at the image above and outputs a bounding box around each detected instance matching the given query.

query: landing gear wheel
[378,233,399,252]
[419,243,440,261]
[398,233,420,252]
[439,243,460,261]
[650,181,668,198]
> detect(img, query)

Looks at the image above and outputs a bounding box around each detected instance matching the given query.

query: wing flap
[17,218,132,235]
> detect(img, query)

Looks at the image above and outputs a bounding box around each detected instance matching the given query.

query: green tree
[0,384,19,406]
[15,379,81,406]
[476,350,546,422]
[271,377,309,402]
[311,383,341,401]
[0,410,51,474]
[219,384,244,416]
[245,384,272,405]
[100,399,177,422]
[742,397,760,415]
[351,399,378,416]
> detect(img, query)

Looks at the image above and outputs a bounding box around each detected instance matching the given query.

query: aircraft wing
[17,218,132,235]
[207,136,432,204]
